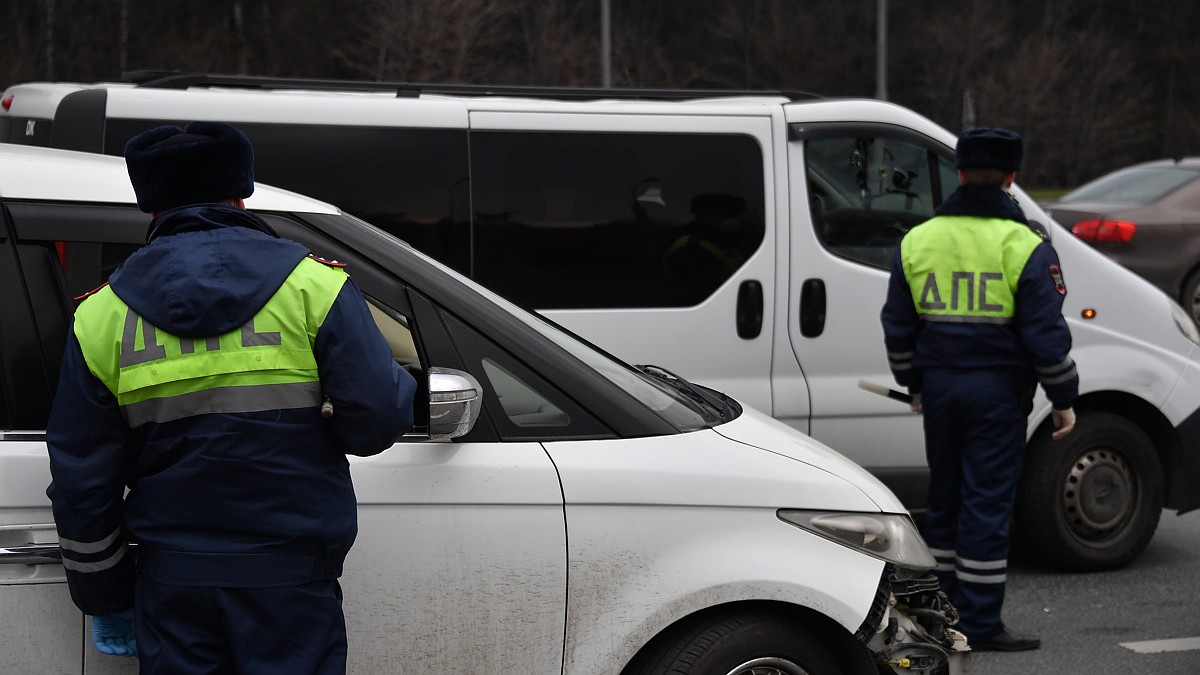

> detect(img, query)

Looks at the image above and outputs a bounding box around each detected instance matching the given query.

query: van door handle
[736,280,763,339]
[800,278,826,337]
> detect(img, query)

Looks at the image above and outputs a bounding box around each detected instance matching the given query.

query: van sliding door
[466,111,778,412]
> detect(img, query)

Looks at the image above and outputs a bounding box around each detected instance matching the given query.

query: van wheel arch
[622,602,875,675]
[1047,392,1183,506]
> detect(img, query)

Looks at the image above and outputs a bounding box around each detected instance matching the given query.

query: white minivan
[0,143,968,674]
[5,74,1200,573]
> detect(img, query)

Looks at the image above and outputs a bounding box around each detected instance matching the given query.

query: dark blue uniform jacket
[47,204,417,616]
[881,186,1079,409]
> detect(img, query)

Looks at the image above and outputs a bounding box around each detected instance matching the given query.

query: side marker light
[1081,308,1097,319]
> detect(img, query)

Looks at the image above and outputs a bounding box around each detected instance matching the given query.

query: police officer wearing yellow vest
[46,122,418,673]
[881,128,1078,652]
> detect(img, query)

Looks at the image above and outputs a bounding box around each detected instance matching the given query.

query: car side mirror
[427,367,484,440]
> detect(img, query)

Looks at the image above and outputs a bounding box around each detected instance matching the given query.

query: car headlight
[1170,301,1200,347]
[778,510,936,572]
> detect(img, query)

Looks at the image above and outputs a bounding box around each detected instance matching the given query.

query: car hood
[545,403,902,514]
[713,405,907,513]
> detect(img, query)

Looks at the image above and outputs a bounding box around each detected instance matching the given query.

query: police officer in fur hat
[880,128,1078,652]
[47,122,417,673]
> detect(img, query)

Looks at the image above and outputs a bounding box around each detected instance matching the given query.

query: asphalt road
[969,509,1200,675]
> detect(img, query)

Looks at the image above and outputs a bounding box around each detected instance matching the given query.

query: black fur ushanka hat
[124,121,255,213]
[955,127,1023,171]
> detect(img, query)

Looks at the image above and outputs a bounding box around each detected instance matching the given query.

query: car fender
[546,427,893,674]
[557,503,884,675]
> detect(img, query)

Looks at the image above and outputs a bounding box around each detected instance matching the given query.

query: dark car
[1043,158,1200,322]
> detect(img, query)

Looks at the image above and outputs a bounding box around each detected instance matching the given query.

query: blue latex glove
[92,609,137,657]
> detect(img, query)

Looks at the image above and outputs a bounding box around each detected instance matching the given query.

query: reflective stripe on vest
[73,257,347,427]
[900,215,1042,324]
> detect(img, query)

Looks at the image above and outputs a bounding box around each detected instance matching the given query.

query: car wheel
[1182,268,1200,325]
[1016,411,1163,572]
[633,612,842,675]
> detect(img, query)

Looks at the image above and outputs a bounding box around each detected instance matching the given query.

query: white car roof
[0,142,339,214]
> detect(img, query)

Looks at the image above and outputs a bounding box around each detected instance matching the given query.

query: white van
[0,143,968,674]
[5,74,1200,573]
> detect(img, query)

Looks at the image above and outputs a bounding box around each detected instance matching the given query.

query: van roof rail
[121,71,820,102]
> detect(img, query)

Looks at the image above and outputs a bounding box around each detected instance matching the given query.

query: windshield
[324,212,729,430]
[1059,166,1200,206]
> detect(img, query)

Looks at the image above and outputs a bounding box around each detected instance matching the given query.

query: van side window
[470,131,765,309]
[105,121,474,275]
[805,135,956,269]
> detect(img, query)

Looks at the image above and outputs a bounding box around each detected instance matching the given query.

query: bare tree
[43,0,55,79]
[701,0,874,94]
[892,0,1013,129]
[336,0,518,83]
[512,0,595,86]
[0,0,1197,191]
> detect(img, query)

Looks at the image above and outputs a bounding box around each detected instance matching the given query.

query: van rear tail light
[1,96,11,111]
[1071,219,1136,243]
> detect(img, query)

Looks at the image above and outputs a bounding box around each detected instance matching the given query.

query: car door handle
[736,280,763,339]
[800,278,826,337]
[0,543,62,566]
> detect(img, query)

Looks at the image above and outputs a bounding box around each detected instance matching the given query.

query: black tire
[1016,411,1163,572]
[1181,268,1200,326]
[633,612,842,675]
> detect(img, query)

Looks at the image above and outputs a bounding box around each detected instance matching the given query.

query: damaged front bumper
[857,567,970,675]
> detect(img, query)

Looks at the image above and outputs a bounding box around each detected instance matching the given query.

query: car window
[470,130,766,309]
[105,120,474,275]
[3,203,436,435]
[427,255,723,431]
[481,358,569,428]
[365,298,420,368]
[60,241,143,299]
[1059,166,1200,206]
[805,134,955,269]
[2,203,145,430]
[102,121,765,311]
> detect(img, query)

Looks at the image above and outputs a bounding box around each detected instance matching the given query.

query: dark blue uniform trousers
[135,575,348,674]
[921,368,1029,641]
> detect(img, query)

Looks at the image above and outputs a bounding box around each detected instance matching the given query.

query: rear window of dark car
[1060,166,1200,206]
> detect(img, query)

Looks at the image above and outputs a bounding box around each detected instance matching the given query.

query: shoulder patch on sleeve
[74,281,109,302]
[308,254,348,268]
[1049,264,1066,295]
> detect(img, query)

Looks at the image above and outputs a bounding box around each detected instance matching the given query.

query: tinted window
[7,203,148,300]
[3,204,437,434]
[805,134,956,269]
[104,120,766,310]
[105,120,473,273]
[2,203,150,429]
[470,131,765,309]
[439,256,723,431]
[482,358,569,428]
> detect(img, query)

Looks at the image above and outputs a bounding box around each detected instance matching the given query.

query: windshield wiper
[635,364,736,421]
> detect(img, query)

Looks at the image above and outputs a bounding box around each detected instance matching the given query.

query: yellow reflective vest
[900,215,1043,325]
[73,257,346,428]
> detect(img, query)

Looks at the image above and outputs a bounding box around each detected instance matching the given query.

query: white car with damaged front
[0,143,964,674]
